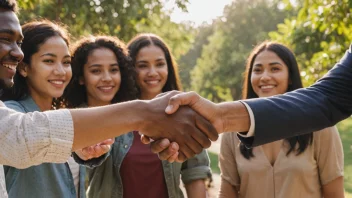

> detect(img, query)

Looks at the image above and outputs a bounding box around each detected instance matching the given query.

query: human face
[80,48,121,107]
[20,36,71,102]
[250,50,290,98]
[0,10,24,88]
[135,45,168,100]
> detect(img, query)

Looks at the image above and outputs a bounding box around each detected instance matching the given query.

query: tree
[18,0,189,42]
[270,0,352,85]
[190,0,289,101]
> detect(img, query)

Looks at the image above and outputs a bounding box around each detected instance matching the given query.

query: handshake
[137,91,249,162]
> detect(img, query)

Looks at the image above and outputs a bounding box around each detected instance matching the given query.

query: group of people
[0,0,351,198]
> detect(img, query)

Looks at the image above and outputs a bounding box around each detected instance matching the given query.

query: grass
[208,117,352,196]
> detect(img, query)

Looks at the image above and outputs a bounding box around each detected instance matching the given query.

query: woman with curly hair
[85,33,211,198]
[1,20,86,198]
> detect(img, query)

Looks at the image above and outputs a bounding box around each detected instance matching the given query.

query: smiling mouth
[260,85,275,89]
[2,64,17,71]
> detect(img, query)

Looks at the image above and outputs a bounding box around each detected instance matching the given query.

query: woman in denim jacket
[1,20,86,198]
[82,33,211,198]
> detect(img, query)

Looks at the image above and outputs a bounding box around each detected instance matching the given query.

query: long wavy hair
[240,41,313,159]
[63,35,137,108]
[1,20,70,109]
[127,33,182,96]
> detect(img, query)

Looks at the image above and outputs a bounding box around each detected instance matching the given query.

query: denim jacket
[4,96,86,198]
[86,132,211,198]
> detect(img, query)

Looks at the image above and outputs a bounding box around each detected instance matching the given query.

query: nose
[147,66,158,77]
[260,71,271,82]
[53,63,66,76]
[10,44,24,62]
[102,71,112,82]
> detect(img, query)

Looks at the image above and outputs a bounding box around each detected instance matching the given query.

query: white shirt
[0,101,74,197]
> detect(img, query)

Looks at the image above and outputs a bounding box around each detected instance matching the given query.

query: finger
[158,142,179,160]
[150,139,171,153]
[176,152,187,162]
[156,90,182,98]
[186,133,204,155]
[195,114,219,142]
[178,141,196,159]
[165,92,200,114]
[166,151,179,163]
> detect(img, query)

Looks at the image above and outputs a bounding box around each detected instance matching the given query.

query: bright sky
[164,0,234,26]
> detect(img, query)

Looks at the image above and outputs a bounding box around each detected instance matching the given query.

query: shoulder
[313,126,340,142]
[4,100,25,113]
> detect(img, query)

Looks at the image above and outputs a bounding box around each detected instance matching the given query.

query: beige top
[0,101,74,197]
[220,126,344,198]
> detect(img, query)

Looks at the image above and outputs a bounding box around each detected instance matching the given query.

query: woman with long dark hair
[86,33,211,198]
[219,41,344,198]
[2,20,86,198]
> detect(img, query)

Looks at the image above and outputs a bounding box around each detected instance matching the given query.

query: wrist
[131,100,150,132]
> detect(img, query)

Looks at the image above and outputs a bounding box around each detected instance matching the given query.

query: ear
[79,76,85,85]
[18,62,29,77]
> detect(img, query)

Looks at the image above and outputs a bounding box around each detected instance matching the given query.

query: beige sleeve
[314,126,344,185]
[0,105,74,169]
[219,133,240,186]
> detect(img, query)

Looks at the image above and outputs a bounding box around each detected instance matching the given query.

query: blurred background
[17,0,352,196]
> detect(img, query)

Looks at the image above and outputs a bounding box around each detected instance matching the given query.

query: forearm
[218,178,238,198]
[219,101,250,133]
[71,100,146,151]
[185,179,207,198]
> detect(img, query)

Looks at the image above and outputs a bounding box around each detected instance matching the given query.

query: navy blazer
[240,45,352,147]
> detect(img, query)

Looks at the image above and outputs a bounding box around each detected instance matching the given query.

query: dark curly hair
[2,19,70,109]
[0,0,18,12]
[240,41,313,159]
[64,35,137,108]
[127,33,182,97]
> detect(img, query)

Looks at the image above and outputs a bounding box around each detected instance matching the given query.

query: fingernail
[171,143,177,150]
[165,105,173,113]
[160,139,168,147]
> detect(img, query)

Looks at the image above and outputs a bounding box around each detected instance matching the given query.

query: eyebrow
[136,58,165,64]
[0,29,24,40]
[254,62,283,67]
[40,53,71,58]
[88,63,119,68]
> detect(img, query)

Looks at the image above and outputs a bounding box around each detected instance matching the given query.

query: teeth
[146,80,159,85]
[261,85,275,89]
[2,64,17,70]
[99,87,113,90]
[50,81,64,85]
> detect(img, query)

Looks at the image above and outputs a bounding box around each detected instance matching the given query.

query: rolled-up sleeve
[181,149,211,184]
[0,106,74,169]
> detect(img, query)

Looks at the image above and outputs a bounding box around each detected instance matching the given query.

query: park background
[18,0,352,197]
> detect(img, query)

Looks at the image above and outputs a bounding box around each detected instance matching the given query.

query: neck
[30,94,53,111]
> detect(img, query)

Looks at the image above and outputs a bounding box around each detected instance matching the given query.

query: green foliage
[189,0,289,101]
[270,0,352,86]
[17,0,189,42]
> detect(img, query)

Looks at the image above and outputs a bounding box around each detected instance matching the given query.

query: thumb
[165,91,200,114]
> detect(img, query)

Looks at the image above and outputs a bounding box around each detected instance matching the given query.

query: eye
[91,69,101,74]
[111,67,120,73]
[252,67,262,73]
[156,62,166,67]
[271,67,280,72]
[43,59,54,64]
[63,60,71,66]
[137,64,147,68]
